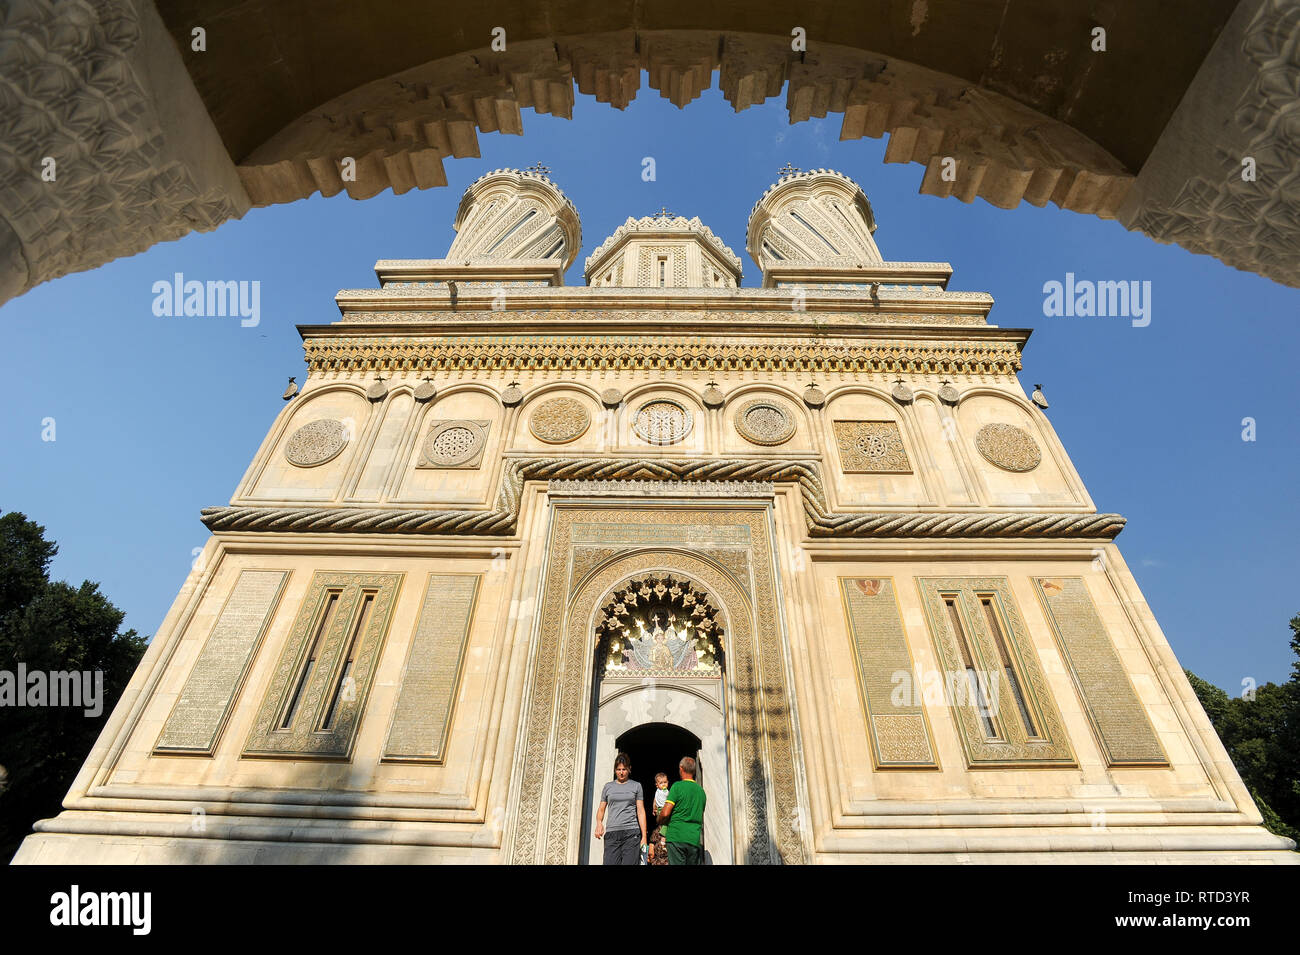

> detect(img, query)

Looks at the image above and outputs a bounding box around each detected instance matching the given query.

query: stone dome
[446,167,582,270]
[746,167,882,272]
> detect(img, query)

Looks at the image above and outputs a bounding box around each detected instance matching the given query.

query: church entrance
[514,506,806,864]
[615,722,702,833]
[581,569,734,864]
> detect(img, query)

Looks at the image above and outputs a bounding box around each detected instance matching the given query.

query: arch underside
[2,0,1297,308]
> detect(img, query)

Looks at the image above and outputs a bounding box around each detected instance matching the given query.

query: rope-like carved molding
[201,458,1125,540]
[302,337,1022,375]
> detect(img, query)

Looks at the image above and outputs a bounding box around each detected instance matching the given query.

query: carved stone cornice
[333,309,990,327]
[201,457,1125,540]
[301,335,1023,375]
[333,284,995,309]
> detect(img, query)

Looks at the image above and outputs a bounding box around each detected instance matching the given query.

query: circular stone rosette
[413,380,437,402]
[937,383,960,405]
[802,386,826,409]
[633,398,693,445]
[500,384,524,407]
[600,388,623,408]
[701,386,725,409]
[975,423,1042,472]
[529,397,591,444]
[734,398,796,446]
[284,418,348,467]
[422,420,487,467]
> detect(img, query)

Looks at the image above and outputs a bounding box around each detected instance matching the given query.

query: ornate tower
[584,210,742,288]
[15,168,1293,865]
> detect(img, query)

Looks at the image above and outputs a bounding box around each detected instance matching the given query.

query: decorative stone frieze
[304,336,1023,376]
[200,456,1128,540]
[549,480,774,498]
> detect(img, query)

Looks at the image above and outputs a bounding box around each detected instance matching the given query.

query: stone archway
[507,500,805,865]
[5,0,1299,306]
[583,571,734,865]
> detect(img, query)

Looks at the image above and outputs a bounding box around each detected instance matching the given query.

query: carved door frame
[505,497,808,864]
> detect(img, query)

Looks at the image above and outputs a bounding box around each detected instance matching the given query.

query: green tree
[0,512,147,861]
[1185,613,1300,842]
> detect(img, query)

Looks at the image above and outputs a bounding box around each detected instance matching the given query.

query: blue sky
[2,78,1297,694]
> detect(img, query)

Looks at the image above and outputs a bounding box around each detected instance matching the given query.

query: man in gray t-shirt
[595,753,645,865]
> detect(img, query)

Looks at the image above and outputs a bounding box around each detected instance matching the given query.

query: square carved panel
[833,420,911,473]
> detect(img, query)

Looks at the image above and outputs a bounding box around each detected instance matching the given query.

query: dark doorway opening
[615,722,701,835]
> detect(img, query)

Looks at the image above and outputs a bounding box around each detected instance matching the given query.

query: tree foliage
[0,512,147,861]
[1185,613,1300,842]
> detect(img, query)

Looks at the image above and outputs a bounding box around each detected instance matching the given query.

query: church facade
[15,167,1295,864]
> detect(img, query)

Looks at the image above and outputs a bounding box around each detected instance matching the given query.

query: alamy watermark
[151,272,260,327]
[890,665,1001,715]
[50,885,150,935]
[0,664,103,717]
[1042,272,1151,327]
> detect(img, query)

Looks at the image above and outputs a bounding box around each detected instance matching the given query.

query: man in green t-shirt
[656,755,707,865]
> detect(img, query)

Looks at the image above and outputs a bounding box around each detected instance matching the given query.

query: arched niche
[955,390,1083,508]
[246,385,372,502]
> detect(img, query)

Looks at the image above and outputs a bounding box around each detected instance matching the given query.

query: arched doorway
[614,722,702,837]
[582,570,734,865]
[516,521,804,865]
